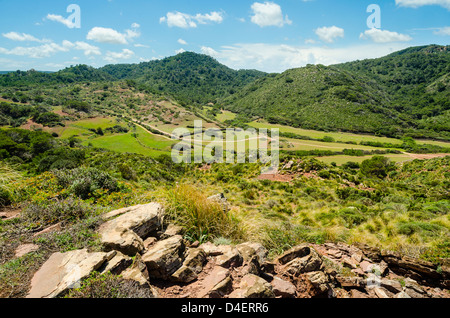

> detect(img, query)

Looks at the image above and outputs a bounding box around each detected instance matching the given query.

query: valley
[0,45,449,299]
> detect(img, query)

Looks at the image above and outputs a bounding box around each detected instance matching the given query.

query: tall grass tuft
[163,184,243,243]
[0,163,21,206]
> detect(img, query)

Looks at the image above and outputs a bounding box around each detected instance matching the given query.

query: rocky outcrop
[26,202,450,299]
[142,235,186,280]
[98,203,163,256]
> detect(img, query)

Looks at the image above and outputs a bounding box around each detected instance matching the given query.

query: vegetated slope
[0,65,114,87]
[222,45,450,140]
[222,64,399,135]
[100,52,267,106]
[0,52,266,107]
[337,45,450,138]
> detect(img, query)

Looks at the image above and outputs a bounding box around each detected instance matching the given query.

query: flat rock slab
[27,249,109,298]
[99,203,163,256]
[15,244,39,258]
[197,266,231,298]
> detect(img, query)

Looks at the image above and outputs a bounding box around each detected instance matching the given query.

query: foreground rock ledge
[27,249,111,298]
[98,203,163,256]
[25,202,450,299]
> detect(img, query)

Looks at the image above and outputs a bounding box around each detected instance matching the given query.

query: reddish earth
[405,153,450,160]
[0,207,21,220]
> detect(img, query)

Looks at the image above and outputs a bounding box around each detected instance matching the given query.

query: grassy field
[83,125,174,157]
[249,120,403,145]
[280,138,387,152]
[317,154,413,166]
[216,110,236,122]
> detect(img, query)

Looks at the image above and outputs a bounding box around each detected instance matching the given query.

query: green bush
[65,272,154,298]
[337,207,367,228]
[22,197,99,225]
[0,188,11,207]
[54,167,119,199]
[361,156,395,178]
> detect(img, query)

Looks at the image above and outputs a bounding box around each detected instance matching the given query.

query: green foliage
[100,52,266,106]
[225,45,450,140]
[22,196,101,226]
[360,156,395,179]
[64,272,154,298]
[53,167,120,199]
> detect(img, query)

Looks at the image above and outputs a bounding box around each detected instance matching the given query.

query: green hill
[0,65,113,87]
[99,52,267,106]
[222,45,450,139]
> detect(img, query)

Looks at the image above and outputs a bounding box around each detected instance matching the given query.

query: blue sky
[0,0,449,72]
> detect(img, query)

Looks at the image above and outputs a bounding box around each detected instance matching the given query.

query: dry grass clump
[162,183,244,243]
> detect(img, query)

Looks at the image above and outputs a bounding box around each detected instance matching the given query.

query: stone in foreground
[99,203,163,256]
[27,249,109,298]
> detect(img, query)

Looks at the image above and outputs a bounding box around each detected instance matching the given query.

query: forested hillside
[223,45,450,140]
[100,52,267,105]
[0,45,449,139]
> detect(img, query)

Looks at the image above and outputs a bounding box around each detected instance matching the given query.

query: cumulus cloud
[198,42,410,73]
[46,14,77,29]
[87,27,128,44]
[201,46,220,57]
[105,49,135,63]
[434,26,450,35]
[395,0,450,9]
[86,24,140,45]
[178,39,188,45]
[0,41,73,58]
[250,2,292,27]
[360,29,412,43]
[160,11,224,28]
[72,41,101,56]
[0,40,101,59]
[315,26,345,43]
[2,32,50,43]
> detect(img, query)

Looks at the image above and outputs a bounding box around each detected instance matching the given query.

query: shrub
[65,272,155,298]
[119,163,137,181]
[54,167,119,199]
[337,207,367,228]
[0,162,21,206]
[22,196,99,226]
[361,156,395,179]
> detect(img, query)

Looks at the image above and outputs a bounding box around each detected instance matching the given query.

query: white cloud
[201,46,220,57]
[175,48,186,54]
[73,41,101,56]
[199,42,410,73]
[360,29,412,43]
[2,32,50,43]
[304,39,317,44]
[86,24,140,45]
[105,49,135,63]
[178,38,188,45]
[134,43,150,48]
[0,41,72,58]
[87,27,128,44]
[395,0,450,9]
[160,11,224,28]
[0,40,101,59]
[250,2,292,27]
[434,26,450,35]
[315,26,345,43]
[46,14,77,28]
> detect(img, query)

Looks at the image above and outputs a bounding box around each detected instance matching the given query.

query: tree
[360,156,394,179]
